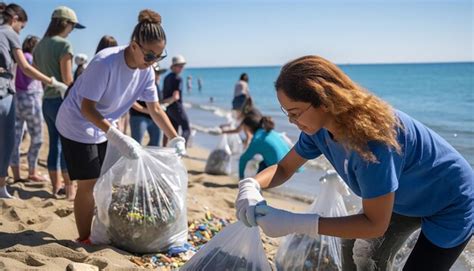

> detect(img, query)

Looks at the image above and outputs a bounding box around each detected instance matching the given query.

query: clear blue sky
[14,0,474,67]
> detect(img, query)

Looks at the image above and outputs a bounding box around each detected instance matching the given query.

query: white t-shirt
[56,46,158,144]
[233,80,249,97]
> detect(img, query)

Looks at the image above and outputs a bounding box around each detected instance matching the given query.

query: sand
[0,130,309,270]
[1,128,472,270]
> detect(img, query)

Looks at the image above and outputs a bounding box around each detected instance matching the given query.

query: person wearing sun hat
[33,6,85,199]
[129,63,168,146]
[161,55,191,146]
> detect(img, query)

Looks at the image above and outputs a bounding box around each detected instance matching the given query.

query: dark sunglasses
[137,42,167,63]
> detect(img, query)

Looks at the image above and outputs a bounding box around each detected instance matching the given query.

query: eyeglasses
[280,104,312,122]
[137,42,167,63]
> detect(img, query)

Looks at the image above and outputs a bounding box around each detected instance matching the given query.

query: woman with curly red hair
[236,55,473,270]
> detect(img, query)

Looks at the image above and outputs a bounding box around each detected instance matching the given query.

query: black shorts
[60,135,107,180]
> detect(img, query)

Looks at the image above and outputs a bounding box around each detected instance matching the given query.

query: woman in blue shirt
[238,114,290,179]
[235,56,473,270]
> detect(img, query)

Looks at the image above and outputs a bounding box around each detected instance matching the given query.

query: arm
[13,48,52,85]
[222,122,243,134]
[161,90,179,104]
[318,192,394,239]
[80,98,112,132]
[255,148,307,188]
[131,102,150,114]
[146,101,178,139]
[59,53,73,86]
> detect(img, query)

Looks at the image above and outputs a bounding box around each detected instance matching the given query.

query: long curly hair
[275,55,401,162]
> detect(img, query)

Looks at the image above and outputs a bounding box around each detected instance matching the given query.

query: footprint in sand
[54,207,74,218]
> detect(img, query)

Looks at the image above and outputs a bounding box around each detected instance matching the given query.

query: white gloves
[106,126,140,159]
[235,178,266,227]
[166,136,186,156]
[50,77,68,99]
[255,205,320,238]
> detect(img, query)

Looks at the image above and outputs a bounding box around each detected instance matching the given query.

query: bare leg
[74,179,96,241]
[48,170,62,195]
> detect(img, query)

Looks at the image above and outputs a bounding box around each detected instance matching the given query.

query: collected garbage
[91,146,188,254]
[181,221,272,271]
[205,134,232,175]
[130,211,231,270]
[275,170,349,271]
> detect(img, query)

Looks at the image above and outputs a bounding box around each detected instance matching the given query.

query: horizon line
[186,60,474,69]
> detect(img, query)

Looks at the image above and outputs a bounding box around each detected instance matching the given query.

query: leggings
[10,92,43,169]
[0,94,14,177]
[341,212,471,270]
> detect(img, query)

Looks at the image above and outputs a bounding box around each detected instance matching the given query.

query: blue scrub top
[295,110,473,248]
[239,129,290,179]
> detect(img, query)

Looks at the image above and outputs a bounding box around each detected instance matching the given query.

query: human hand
[235,178,266,227]
[50,77,68,99]
[167,136,186,156]
[106,126,140,159]
[255,205,320,238]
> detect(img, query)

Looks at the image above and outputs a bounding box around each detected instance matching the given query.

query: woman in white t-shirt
[232,73,250,110]
[55,9,185,243]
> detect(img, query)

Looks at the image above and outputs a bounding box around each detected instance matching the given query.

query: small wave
[185,102,232,119]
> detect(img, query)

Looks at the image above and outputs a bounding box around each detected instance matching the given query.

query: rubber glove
[106,126,140,159]
[235,178,266,227]
[50,77,68,99]
[167,136,186,156]
[255,205,320,238]
[208,127,222,135]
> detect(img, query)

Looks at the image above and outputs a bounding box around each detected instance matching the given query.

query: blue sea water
[181,62,474,167]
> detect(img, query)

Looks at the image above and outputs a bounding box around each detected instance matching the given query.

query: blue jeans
[42,97,67,171]
[129,115,162,146]
[0,94,15,177]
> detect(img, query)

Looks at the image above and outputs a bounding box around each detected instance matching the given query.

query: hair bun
[138,9,161,24]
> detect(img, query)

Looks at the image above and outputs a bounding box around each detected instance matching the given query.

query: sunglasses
[137,42,167,63]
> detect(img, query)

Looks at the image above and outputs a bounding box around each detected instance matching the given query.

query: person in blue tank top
[238,114,290,179]
[235,56,473,270]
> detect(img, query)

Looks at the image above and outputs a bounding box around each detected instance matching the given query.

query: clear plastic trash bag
[275,170,349,270]
[90,145,188,254]
[181,221,272,271]
[205,134,232,175]
[227,133,243,154]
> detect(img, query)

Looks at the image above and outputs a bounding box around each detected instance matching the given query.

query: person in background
[55,9,185,243]
[162,55,191,146]
[236,55,473,271]
[220,97,262,148]
[73,53,87,80]
[197,77,202,92]
[0,3,68,199]
[34,6,85,200]
[186,75,192,93]
[10,35,48,183]
[129,64,167,146]
[232,73,250,111]
[95,35,117,54]
[238,115,290,179]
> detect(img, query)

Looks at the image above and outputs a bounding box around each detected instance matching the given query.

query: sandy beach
[0,127,310,270]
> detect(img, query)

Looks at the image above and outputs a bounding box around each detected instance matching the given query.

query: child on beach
[33,6,85,199]
[236,56,473,270]
[238,115,290,179]
[10,35,47,183]
[162,55,191,146]
[0,3,68,199]
[55,9,185,243]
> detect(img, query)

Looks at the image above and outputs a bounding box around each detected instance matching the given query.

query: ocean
[181,62,474,167]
